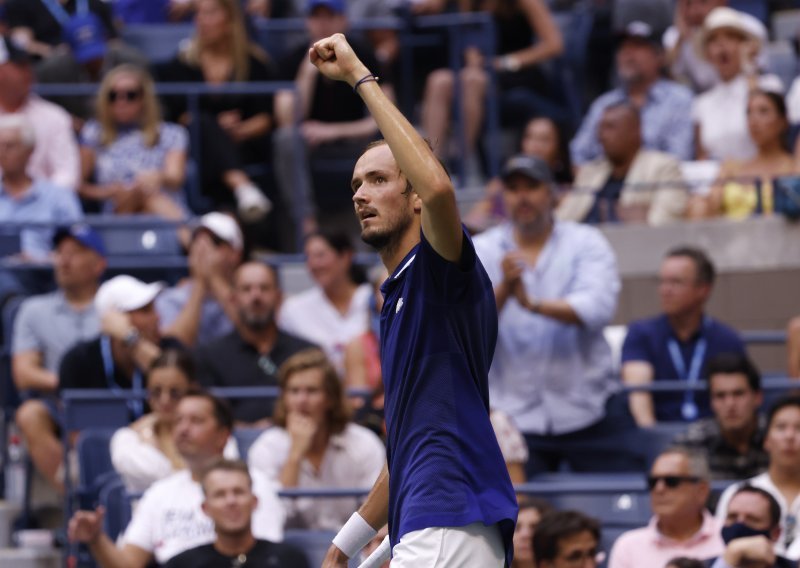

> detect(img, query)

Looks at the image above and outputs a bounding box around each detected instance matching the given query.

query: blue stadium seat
[284,529,362,568]
[120,24,194,64]
[98,475,131,542]
[88,216,183,257]
[75,428,118,508]
[0,229,21,258]
[233,427,267,462]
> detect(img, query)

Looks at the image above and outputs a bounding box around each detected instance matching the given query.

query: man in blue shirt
[0,113,82,260]
[570,21,694,166]
[622,246,746,426]
[474,154,644,476]
[314,34,517,568]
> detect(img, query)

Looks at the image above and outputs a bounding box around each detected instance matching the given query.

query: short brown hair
[181,387,234,433]
[200,458,252,494]
[272,349,351,434]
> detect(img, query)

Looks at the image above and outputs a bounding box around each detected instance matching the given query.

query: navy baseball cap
[617,20,662,50]
[500,155,553,185]
[308,0,346,14]
[62,13,107,64]
[53,224,107,257]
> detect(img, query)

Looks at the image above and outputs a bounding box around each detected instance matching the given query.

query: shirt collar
[661,314,708,344]
[0,181,39,202]
[381,243,420,296]
[649,510,718,546]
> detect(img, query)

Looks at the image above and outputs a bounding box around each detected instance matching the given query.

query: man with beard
[313,33,517,568]
[195,262,316,426]
[570,20,694,166]
[164,459,308,568]
[474,154,630,476]
[68,392,285,567]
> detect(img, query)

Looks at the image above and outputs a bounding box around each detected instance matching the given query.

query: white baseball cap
[95,275,164,314]
[195,212,243,251]
[702,7,765,45]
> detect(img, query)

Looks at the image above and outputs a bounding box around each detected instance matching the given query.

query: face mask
[721,522,772,545]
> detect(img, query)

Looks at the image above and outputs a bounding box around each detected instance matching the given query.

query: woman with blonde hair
[247,348,386,530]
[78,64,188,220]
[155,0,276,224]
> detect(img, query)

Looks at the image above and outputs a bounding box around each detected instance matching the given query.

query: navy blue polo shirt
[621,314,746,422]
[379,228,518,564]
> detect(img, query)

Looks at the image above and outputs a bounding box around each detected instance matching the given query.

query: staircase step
[0,547,59,568]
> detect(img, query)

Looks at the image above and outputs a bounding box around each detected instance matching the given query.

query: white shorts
[390,522,505,568]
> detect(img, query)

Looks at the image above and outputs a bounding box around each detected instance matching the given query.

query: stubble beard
[360,209,413,260]
[239,308,273,332]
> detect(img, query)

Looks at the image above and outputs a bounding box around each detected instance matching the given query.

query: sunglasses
[108,89,143,103]
[646,475,701,490]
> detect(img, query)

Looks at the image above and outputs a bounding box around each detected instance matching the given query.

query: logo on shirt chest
[396,297,404,314]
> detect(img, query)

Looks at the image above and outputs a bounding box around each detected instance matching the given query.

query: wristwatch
[501,55,521,73]
[122,328,140,349]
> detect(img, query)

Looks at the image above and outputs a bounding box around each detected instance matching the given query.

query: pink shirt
[609,511,725,568]
[0,95,80,191]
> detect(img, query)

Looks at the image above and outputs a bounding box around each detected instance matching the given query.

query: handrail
[35,81,297,97]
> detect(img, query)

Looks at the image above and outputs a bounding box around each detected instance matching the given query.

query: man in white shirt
[68,390,285,567]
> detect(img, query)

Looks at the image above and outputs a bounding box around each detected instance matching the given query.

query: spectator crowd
[2,0,800,567]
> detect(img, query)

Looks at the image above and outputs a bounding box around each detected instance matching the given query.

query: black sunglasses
[108,89,143,103]
[646,475,701,490]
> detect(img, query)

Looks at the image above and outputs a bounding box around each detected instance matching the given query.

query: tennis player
[312,34,518,567]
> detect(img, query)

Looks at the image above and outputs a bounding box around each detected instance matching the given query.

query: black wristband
[353,73,379,93]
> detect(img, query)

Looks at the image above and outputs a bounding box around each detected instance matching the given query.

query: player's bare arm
[309,33,463,262]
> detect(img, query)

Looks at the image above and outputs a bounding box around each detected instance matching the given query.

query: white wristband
[332,512,378,559]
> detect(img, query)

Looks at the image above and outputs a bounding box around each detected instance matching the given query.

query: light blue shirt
[12,291,99,394]
[0,179,83,259]
[155,281,233,346]
[570,79,695,166]
[474,221,621,434]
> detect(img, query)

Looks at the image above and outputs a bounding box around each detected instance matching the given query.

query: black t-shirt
[5,0,117,46]
[278,35,381,123]
[164,539,309,568]
[194,330,316,423]
[153,52,278,123]
[59,335,185,391]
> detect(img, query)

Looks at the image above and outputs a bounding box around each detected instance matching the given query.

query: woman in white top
[110,349,236,492]
[279,231,371,374]
[692,6,783,161]
[248,349,385,531]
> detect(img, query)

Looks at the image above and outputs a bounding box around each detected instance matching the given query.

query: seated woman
[693,89,800,219]
[110,349,236,492]
[692,6,783,161]
[278,231,371,374]
[247,349,386,530]
[421,0,564,179]
[79,64,188,221]
[464,116,571,232]
[512,498,554,568]
[154,0,275,223]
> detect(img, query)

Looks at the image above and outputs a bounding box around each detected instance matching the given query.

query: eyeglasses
[646,475,701,490]
[108,89,142,103]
